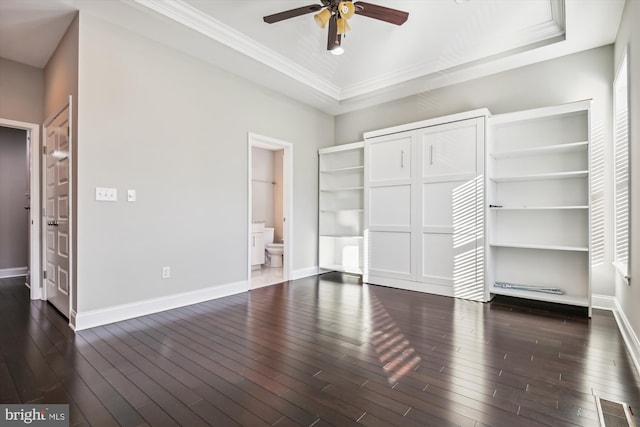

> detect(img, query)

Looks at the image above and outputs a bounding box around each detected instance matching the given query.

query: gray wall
[335,45,615,297]
[44,14,79,320]
[0,58,43,124]
[76,15,333,313]
[0,127,29,271]
[614,0,640,351]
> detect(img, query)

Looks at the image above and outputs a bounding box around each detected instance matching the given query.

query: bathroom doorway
[0,118,41,300]
[248,133,292,289]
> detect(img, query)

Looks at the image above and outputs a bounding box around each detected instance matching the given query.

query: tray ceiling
[0,0,625,114]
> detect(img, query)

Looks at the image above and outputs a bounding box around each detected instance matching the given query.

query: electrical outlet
[161,266,170,279]
[96,187,117,201]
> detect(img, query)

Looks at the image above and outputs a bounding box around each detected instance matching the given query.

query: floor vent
[595,396,637,427]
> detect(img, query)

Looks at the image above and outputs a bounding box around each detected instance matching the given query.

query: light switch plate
[96,187,117,201]
[127,189,136,202]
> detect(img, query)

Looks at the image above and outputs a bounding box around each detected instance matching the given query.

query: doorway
[248,133,293,289]
[0,119,41,299]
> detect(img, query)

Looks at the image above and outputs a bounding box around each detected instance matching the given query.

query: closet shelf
[490,170,588,183]
[320,209,364,213]
[320,165,364,174]
[489,284,589,307]
[491,141,588,159]
[321,264,363,274]
[320,186,364,192]
[320,234,364,239]
[489,205,589,210]
[490,242,589,252]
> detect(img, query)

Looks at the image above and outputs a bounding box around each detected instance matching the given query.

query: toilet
[264,227,284,268]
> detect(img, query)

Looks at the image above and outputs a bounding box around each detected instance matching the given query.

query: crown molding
[131,0,565,104]
[340,0,566,99]
[132,0,341,99]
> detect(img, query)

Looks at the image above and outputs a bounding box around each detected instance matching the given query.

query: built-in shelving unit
[486,100,592,314]
[318,142,365,274]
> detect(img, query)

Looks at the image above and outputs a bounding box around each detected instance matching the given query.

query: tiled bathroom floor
[251,265,284,289]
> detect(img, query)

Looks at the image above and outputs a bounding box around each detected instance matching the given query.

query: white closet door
[422,123,477,181]
[366,133,413,280]
[367,134,411,184]
[418,118,485,300]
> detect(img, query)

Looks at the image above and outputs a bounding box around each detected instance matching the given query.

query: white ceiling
[0,0,625,115]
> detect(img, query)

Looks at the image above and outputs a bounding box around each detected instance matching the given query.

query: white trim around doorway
[247,133,293,289]
[0,118,41,300]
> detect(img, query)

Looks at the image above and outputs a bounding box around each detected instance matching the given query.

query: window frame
[613,48,631,284]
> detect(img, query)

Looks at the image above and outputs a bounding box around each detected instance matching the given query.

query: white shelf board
[490,242,589,252]
[320,186,364,192]
[320,209,364,213]
[490,284,589,307]
[491,141,588,159]
[320,165,364,174]
[491,170,588,183]
[319,234,364,239]
[320,264,363,275]
[489,205,589,210]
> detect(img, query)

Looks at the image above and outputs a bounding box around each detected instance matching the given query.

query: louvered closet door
[365,132,413,280]
[418,118,484,301]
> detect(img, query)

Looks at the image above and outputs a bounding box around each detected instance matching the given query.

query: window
[613,52,630,283]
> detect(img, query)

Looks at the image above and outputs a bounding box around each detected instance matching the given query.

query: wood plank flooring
[1,273,639,426]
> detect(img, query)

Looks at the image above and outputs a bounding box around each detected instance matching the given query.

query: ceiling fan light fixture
[314,8,332,28]
[330,46,344,55]
[337,17,350,34]
[338,1,355,19]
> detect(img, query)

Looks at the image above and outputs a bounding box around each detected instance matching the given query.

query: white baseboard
[291,266,320,280]
[74,280,248,331]
[611,298,640,377]
[592,294,616,310]
[0,266,28,279]
[582,294,640,376]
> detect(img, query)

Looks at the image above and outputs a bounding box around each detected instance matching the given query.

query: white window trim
[613,49,631,285]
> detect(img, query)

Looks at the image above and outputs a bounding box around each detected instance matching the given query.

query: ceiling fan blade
[327,16,341,51]
[263,4,323,24]
[353,1,409,25]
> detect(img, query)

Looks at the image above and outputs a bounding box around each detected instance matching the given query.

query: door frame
[247,132,293,288]
[0,118,41,299]
[43,97,73,320]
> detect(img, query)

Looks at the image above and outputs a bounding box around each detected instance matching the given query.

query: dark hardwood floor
[1,273,639,426]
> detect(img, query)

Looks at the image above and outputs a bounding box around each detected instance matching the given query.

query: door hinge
[43,146,46,155]
[43,270,47,280]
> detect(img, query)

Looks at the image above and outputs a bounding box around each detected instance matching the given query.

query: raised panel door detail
[45,106,71,318]
[369,185,411,227]
[368,136,411,183]
[422,181,464,228]
[369,231,411,278]
[422,124,476,178]
[422,233,483,301]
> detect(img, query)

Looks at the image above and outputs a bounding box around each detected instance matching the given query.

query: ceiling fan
[263,1,409,55]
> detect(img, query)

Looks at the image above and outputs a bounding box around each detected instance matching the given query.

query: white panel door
[418,118,485,301]
[365,132,414,281]
[368,231,412,279]
[422,121,477,181]
[45,106,71,317]
[367,134,411,184]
